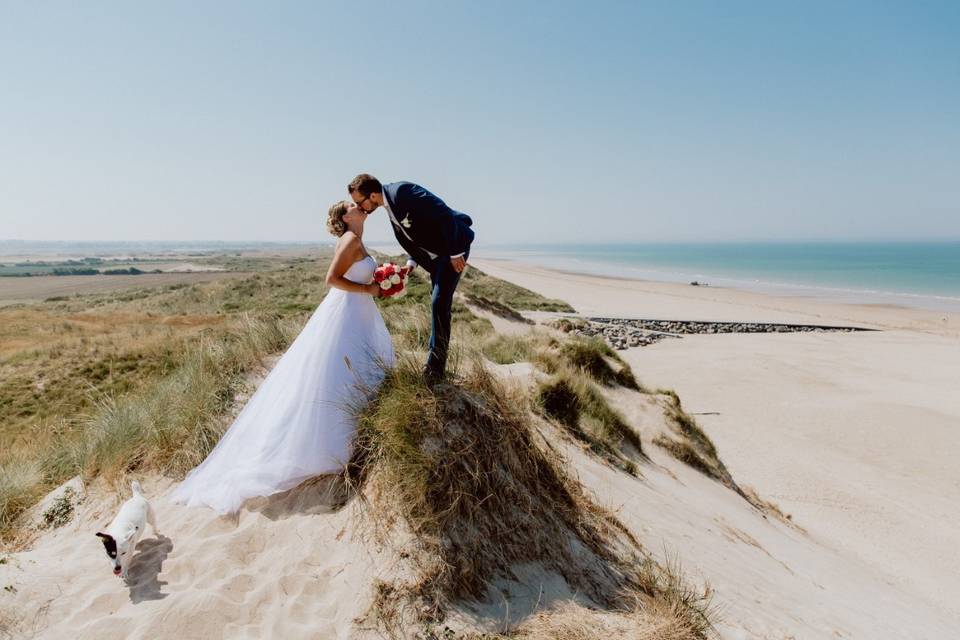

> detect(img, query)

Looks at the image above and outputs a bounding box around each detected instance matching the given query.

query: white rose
[389,274,401,284]
[379,280,391,290]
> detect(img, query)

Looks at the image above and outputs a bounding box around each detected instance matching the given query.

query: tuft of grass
[741,485,801,529]
[536,336,642,391]
[501,587,713,639]
[654,390,756,507]
[480,333,534,365]
[557,337,641,390]
[0,461,42,534]
[534,369,644,474]
[653,435,717,479]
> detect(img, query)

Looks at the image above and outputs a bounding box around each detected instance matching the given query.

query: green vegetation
[0,253,334,538]
[0,257,167,277]
[51,268,99,276]
[556,336,642,390]
[478,332,535,364]
[653,389,744,496]
[534,369,643,474]
[100,267,146,275]
[1,249,717,636]
[0,462,41,536]
[0,253,570,540]
[458,267,574,313]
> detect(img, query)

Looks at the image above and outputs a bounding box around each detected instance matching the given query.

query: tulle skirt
[171,288,394,514]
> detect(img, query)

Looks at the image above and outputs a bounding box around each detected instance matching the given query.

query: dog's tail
[131,480,144,497]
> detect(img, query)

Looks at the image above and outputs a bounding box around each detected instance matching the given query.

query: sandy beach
[472,257,960,624]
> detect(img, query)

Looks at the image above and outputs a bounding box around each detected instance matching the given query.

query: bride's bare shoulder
[335,231,361,251]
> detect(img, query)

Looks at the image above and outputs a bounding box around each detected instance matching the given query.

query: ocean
[482,242,960,312]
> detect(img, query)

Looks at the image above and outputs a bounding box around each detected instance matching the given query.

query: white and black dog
[96,480,158,579]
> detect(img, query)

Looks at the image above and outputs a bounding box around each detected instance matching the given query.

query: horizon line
[3,238,960,246]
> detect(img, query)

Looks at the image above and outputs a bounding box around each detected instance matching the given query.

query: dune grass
[652,390,727,482]
[350,355,711,638]
[0,253,333,540]
[458,267,575,313]
[479,332,535,365]
[555,336,642,390]
[79,314,297,482]
[0,256,572,541]
[0,462,42,535]
[2,251,716,636]
[534,369,643,475]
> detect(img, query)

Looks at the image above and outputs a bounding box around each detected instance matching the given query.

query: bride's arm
[325,234,381,296]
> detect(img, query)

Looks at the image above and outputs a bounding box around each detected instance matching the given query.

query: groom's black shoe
[422,366,444,387]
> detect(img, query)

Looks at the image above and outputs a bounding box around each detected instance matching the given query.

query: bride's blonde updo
[327,201,348,237]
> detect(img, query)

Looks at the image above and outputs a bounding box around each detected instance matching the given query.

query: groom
[348,174,475,381]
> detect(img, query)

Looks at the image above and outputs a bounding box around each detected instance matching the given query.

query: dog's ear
[96,532,117,556]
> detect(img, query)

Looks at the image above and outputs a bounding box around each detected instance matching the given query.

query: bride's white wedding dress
[171,256,393,514]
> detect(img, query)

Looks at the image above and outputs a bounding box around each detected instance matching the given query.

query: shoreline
[475,245,960,314]
[470,257,959,338]
[471,255,960,624]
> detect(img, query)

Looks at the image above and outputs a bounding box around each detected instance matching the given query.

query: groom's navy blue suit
[382,181,474,378]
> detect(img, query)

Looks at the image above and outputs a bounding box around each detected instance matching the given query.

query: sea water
[483,242,960,312]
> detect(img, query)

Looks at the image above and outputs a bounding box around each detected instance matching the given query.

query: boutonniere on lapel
[400,215,412,229]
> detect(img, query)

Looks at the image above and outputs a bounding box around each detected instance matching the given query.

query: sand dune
[4,260,959,638]
[5,477,390,639]
[474,257,960,632]
[5,394,956,638]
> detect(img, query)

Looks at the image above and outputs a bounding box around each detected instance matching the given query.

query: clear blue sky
[2,1,958,244]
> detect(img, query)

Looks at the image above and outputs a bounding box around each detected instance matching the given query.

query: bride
[171,201,394,514]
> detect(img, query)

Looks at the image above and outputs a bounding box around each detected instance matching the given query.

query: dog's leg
[147,503,159,535]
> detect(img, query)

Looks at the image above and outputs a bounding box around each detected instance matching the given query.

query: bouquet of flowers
[374,262,410,297]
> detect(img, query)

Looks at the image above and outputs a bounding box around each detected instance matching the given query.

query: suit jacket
[382,182,474,269]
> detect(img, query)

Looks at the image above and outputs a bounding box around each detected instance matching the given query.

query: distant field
[0,272,248,306]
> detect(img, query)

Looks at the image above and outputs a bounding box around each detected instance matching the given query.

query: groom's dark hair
[348,173,382,197]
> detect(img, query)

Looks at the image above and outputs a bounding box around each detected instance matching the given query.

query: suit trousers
[425,253,467,377]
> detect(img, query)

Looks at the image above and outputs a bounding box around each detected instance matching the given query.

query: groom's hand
[450,256,467,273]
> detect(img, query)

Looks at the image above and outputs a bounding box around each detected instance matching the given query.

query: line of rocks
[551,317,867,350]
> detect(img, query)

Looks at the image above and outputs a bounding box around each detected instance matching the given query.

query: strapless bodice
[344,256,376,285]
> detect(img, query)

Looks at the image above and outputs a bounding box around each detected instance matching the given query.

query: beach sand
[472,257,960,626]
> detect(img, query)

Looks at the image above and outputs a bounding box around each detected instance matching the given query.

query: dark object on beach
[560,316,874,351]
[689,281,707,287]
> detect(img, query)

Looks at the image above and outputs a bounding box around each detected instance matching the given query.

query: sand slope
[4,377,957,638]
[5,260,959,638]
[3,477,390,639]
